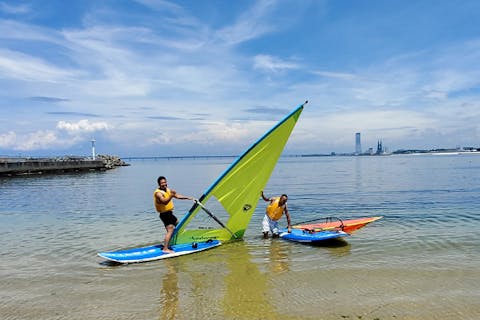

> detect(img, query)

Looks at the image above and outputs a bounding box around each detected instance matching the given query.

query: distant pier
[0,155,128,176]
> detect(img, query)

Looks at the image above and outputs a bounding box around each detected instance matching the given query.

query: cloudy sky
[1,0,479,157]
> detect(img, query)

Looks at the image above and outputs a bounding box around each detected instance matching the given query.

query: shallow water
[1,154,479,319]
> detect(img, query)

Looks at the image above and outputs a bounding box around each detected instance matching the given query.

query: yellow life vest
[266,197,284,221]
[154,188,174,213]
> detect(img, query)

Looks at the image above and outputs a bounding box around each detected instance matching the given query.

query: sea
[1,154,479,320]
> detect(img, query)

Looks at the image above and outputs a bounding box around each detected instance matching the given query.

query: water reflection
[354,156,363,192]
[311,238,351,255]
[153,240,295,319]
[267,239,290,274]
[153,239,353,319]
[158,260,179,320]
[222,241,285,319]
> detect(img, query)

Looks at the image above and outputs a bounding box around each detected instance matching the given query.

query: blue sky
[1,0,479,157]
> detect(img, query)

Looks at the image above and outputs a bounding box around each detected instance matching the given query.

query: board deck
[279,228,348,243]
[98,240,221,263]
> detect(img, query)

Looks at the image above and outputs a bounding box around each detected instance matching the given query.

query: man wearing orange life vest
[154,176,193,253]
[261,190,291,239]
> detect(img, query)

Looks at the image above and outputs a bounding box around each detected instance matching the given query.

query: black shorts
[159,211,178,227]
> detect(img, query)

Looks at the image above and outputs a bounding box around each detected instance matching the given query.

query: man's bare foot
[162,248,174,254]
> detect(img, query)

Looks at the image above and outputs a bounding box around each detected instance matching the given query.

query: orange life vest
[154,188,174,213]
[266,197,285,221]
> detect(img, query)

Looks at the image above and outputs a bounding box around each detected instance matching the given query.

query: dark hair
[157,176,166,185]
[281,194,288,199]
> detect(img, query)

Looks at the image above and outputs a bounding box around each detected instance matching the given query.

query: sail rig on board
[171,101,307,245]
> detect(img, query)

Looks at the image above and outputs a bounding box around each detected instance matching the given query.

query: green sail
[172,101,306,244]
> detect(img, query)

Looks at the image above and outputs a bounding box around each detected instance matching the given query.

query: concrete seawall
[0,155,128,176]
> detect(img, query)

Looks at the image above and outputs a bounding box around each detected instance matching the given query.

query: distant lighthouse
[91,138,96,160]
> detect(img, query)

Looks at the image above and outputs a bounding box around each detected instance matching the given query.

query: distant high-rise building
[376,140,383,155]
[355,133,361,155]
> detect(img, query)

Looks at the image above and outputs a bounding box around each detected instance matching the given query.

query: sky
[1,0,480,157]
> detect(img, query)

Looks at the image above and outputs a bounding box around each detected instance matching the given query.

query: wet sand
[1,238,479,320]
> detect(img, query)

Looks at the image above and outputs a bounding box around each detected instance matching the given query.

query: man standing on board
[154,176,193,253]
[261,191,291,238]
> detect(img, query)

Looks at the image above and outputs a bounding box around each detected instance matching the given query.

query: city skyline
[349,131,479,156]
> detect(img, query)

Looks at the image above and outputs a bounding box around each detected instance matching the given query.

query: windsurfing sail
[171,101,307,245]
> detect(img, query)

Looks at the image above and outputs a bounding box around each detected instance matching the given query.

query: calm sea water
[1,154,479,319]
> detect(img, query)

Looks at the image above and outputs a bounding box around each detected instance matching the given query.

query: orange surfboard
[293,216,382,234]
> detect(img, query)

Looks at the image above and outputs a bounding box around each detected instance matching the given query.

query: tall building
[355,132,361,155]
[376,140,383,155]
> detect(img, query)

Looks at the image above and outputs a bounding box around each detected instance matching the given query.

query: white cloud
[56,119,110,134]
[322,110,434,134]
[0,2,31,14]
[253,54,299,73]
[0,49,75,82]
[147,133,172,145]
[0,131,16,148]
[0,121,110,151]
[195,121,260,143]
[291,109,437,152]
[0,20,57,43]
[16,130,60,151]
[312,70,357,81]
[141,120,264,148]
[215,0,277,46]
[0,130,71,151]
[134,0,185,15]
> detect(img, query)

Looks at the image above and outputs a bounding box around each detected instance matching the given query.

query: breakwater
[0,155,128,176]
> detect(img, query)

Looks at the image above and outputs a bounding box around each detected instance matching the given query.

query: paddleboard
[279,228,348,244]
[98,239,221,263]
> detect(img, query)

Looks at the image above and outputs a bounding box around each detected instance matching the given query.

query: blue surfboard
[98,240,221,263]
[279,228,348,244]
